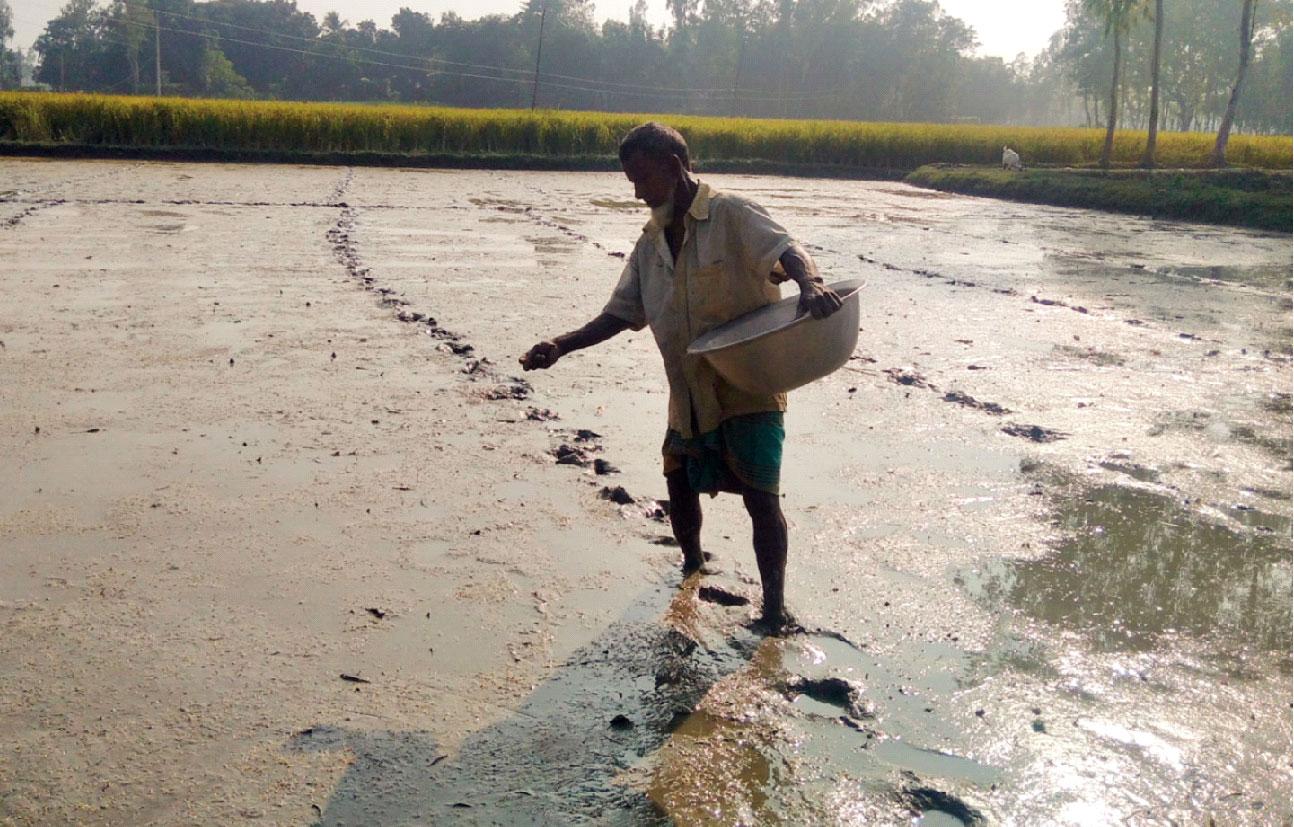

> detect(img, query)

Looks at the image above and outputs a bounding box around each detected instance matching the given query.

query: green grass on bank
[2,92,1291,171]
[904,165,1293,233]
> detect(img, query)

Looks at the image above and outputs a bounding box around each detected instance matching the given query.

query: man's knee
[666,469,697,503]
[742,489,782,522]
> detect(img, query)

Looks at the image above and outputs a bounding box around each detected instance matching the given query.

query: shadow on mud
[290,573,999,824]
[290,578,756,824]
[961,482,1292,655]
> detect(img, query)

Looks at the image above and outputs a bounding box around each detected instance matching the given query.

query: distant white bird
[1002,146,1022,171]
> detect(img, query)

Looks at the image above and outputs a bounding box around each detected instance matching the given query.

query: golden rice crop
[1,91,1289,171]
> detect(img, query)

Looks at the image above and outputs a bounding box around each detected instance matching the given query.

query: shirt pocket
[693,256,725,279]
[689,256,732,327]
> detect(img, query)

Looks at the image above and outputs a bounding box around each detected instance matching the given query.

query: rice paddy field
[2,91,1291,171]
[2,156,1290,825]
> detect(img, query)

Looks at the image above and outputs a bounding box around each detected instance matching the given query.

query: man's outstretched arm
[520,313,632,371]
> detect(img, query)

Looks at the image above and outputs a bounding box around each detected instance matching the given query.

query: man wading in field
[520,123,842,631]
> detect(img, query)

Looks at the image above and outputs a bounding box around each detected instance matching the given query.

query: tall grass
[1,92,1289,171]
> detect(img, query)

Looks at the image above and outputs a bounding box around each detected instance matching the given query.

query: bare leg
[665,469,705,574]
[742,488,791,628]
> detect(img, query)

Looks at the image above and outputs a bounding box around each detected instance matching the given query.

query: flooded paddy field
[0,158,1289,825]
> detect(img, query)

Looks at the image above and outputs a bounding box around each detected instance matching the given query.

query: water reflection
[961,484,1292,653]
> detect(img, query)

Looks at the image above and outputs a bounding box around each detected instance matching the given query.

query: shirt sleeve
[601,252,648,331]
[731,198,795,280]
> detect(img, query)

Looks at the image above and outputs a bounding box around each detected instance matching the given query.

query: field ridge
[905,165,1292,233]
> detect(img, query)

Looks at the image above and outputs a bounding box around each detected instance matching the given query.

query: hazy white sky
[11,0,1067,63]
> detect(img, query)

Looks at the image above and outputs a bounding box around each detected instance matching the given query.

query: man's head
[619,123,691,222]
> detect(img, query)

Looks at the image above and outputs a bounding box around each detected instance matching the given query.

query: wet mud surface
[0,159,1289,824]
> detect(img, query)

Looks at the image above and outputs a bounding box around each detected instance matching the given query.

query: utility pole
[154,9,162,96]
[730,31,746,118]
[530,1,546,110]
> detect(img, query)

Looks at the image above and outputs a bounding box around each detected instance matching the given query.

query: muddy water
[1,162,1288,824]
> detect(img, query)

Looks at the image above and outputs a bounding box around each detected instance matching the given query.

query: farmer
[520,122,842,631]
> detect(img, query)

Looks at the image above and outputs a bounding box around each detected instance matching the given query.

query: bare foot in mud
[681,551,719,577]
[750,609,804,637]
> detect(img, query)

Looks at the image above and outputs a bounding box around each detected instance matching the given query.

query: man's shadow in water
[289,577,763,825]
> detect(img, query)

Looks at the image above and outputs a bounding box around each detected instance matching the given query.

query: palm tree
[1139,0,1164,167]
[1212,0,1259,167]
[1082,0,1144,168]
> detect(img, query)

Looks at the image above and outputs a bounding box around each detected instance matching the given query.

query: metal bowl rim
[687,278,866,356]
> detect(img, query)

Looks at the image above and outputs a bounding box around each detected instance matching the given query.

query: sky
[10,0,1068,63]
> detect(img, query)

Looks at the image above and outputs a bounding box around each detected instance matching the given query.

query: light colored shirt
[602,182,794,438]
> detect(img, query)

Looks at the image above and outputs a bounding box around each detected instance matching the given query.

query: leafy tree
[0,0,19,89]
[860,0,974,122]
[1237,14,1291,132]
[427,12,529,109]
[118,2,155,94]
[199,43,252,96]
[201,0,319,96]
[1153,0,1235,131]
[18,0,1292,134]
[35,0,109,90]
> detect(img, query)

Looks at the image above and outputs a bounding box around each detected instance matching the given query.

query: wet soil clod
[525,407,559,422]
[942,391,1010,415]
[553,444,591,466]
[599,486,635,506]
[1002,423,1067,442]
[786,676,873,720]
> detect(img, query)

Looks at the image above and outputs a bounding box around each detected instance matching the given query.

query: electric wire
[17,8,854,105]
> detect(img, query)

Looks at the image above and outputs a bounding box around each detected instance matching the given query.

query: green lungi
[662,412,785,496]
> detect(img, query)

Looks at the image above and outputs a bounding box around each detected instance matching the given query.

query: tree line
[2,0,1289,137]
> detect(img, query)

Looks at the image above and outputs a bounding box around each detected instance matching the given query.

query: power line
[122,2,540,80]
[16,8,853,106]
[107,14,851,104]
[105,1,831,99]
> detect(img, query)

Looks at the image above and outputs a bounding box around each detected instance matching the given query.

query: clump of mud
[884,368,1015,418]
[942,391,1010,416]
[600,486,635,505]
[1001,423,1067,442]
[783,675,873,720]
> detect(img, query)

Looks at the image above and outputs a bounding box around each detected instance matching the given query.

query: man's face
[622,152,678,209]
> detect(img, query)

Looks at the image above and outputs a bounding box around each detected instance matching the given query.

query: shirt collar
[642,180,713,235]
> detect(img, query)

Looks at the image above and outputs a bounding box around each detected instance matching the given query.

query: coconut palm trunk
[1100,24,1122,168]
[1140,0,1164,167]
[1212,0,1258,167]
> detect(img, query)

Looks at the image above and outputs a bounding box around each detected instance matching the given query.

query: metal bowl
[687,279,865,395]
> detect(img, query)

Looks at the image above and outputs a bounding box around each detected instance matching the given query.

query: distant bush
[2,92,1290,171]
